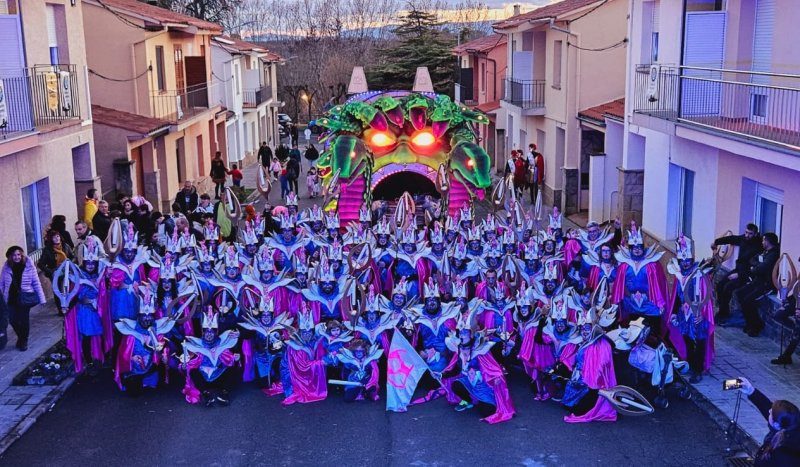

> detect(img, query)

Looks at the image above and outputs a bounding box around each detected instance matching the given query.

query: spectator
[290,124,299,146]
[279,161,289,199]
[504,150,517,177]
[305,144,320,168]
[1,246,46,351]
[37,230,74,314]
[286,155,300,196]
[73,221,105,257]
[513,150,527,198]
[193,194,214,223]
[210,152,227,199]
[289,142,302,165]
[171,202,187,222]
[258,141,273,168]
[120,199,137,222]
[228,164,244,187]
[772,291,799,365]
[83,188,99,229]
[736,232,780,337]
[174,180,199,215]
[270,157,282,181]
[737,377,800,466]
[92,200,112,241]
[306,166,321,198]
[713,224,763,324]
[527,144,544,205]
[48,215,75,250]
[133,202,152,237]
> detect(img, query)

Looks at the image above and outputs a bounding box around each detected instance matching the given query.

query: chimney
[513,4,521,16]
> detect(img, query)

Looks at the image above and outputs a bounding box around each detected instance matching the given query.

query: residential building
[493,0,628,214]
[210,35,281,168]
[82,0,226,211]
[627,0,800,257]
[453,33,508,171]
[0,0,97,253]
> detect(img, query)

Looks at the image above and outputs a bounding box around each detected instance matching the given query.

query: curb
[0,375,77,456]
[684,381,760,456]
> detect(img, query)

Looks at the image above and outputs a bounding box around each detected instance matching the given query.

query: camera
[722,378,742,391]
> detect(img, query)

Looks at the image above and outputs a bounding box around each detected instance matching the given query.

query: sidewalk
[0,302,75,454]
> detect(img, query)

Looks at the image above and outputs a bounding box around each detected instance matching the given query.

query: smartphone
[723,378,742,391]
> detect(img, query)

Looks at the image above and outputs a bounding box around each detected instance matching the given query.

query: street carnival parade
[46,81,756,427]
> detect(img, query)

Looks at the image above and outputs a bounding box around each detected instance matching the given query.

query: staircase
[337,176,365,224]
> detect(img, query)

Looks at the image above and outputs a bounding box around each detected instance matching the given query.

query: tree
[150,0,241,26]
[368,5,456,94]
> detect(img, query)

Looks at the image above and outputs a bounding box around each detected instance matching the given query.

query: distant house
[453,33,508,172]
[211,35,282,168]
[0,0,97,252]
[83,0,225,210]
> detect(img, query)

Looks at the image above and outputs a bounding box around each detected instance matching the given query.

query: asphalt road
[1,368,734,467]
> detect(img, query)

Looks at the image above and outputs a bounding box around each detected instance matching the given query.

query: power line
[567,38,628,52]
[95,0,151,31]
[567,0,610,24]
[89,67,150,82]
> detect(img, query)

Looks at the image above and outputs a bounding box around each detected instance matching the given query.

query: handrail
[682,75,800,93]
[680,65,800,80]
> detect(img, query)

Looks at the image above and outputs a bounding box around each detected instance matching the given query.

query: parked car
[278,114,292,126]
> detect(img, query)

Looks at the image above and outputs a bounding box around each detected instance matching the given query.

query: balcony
[242,85,272,109]
[502,79,545,110]
[633,64,800,151]
[454,83,477,106]
[1,64,84,140]
[150,83,211,123]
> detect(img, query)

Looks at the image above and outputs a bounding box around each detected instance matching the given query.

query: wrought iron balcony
[502,78,545,109]
[243,85,272,108]
[1,64,83,140]
[633,64,800,150]
[150,82,210,122]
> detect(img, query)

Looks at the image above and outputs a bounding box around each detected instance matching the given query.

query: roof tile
[98,0,222,33]
[493,0,602,30]
[92,105,171,136]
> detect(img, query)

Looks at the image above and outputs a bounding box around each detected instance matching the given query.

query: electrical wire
[95,0,151,31]
[89,67,151,82]
[212,71,234,83]
[567,38,628,52]
[567,0,610,24]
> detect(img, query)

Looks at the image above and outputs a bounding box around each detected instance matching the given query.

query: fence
[243,85,272,108]
[151,82,210,122]
[502,78,545,109]
[633,64,800,149]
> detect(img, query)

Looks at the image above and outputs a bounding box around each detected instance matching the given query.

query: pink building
[453,34,508,171]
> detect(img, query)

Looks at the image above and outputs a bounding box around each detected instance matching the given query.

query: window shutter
[46,5,58,48]
[752,0,775,84]
[681,12,726,116]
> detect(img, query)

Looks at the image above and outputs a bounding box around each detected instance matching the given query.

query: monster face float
[315,91,492,222]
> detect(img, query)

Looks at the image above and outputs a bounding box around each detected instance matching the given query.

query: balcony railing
[503,79,545,109]
[243,85,272,108]
[151,82,210,122]
[1,64,83,140]
[454,83,477,106]
[633,64,800,150]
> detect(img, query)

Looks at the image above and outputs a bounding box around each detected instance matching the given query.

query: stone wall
[618,168,644,226]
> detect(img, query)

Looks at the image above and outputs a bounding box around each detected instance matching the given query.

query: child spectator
[228,164,244,187]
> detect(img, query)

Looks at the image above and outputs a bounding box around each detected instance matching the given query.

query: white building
[211,36,281,165]
[624,0,800,257]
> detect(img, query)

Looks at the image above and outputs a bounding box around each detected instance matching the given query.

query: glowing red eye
[370,132,394,147]
[411,130,435,147]
[467,159,474,168]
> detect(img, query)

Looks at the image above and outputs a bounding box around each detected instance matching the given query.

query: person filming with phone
[732,377,800,466]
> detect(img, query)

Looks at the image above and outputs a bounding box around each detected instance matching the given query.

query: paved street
[0,368,732,466]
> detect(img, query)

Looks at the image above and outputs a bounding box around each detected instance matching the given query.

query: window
[155,46,166,91]
[46,5,59,65]
[552,40,562,89]
[751,94,768,118]
[234,63,241,95]
[668,164,694,238]
[686,0,726,11]
[755,182,783,238]
[21,179,51,253]
[651,32,659,63]
[481,62,486,92]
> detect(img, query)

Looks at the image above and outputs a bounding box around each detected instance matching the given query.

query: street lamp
[300,92,312,123]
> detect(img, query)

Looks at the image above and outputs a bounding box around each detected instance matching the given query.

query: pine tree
[369,8,455,94]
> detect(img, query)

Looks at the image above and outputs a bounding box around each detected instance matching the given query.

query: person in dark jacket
[38,230,74,315]
[48,215,74,250]
[174,180,199,215]
[713,224,763,324]
[210,152,228,199]
[92,200,112,241]
[258,141,273,168]
[1,246,46,351]
[738,377,800,466]
[735,232,780,337]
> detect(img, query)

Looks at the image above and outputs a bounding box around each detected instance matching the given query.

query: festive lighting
[369,132,395,148]
[411,130,436,147]
[467,159,474,168]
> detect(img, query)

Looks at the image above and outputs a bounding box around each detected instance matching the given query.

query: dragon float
[312,81,493,223]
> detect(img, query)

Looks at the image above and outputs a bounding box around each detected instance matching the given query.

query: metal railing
[633,64,800,149]
[454,83,477,106]
[1,64,83,140]
[150,82,210,122]
[242,85,272,108]
[502,78,545,109]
